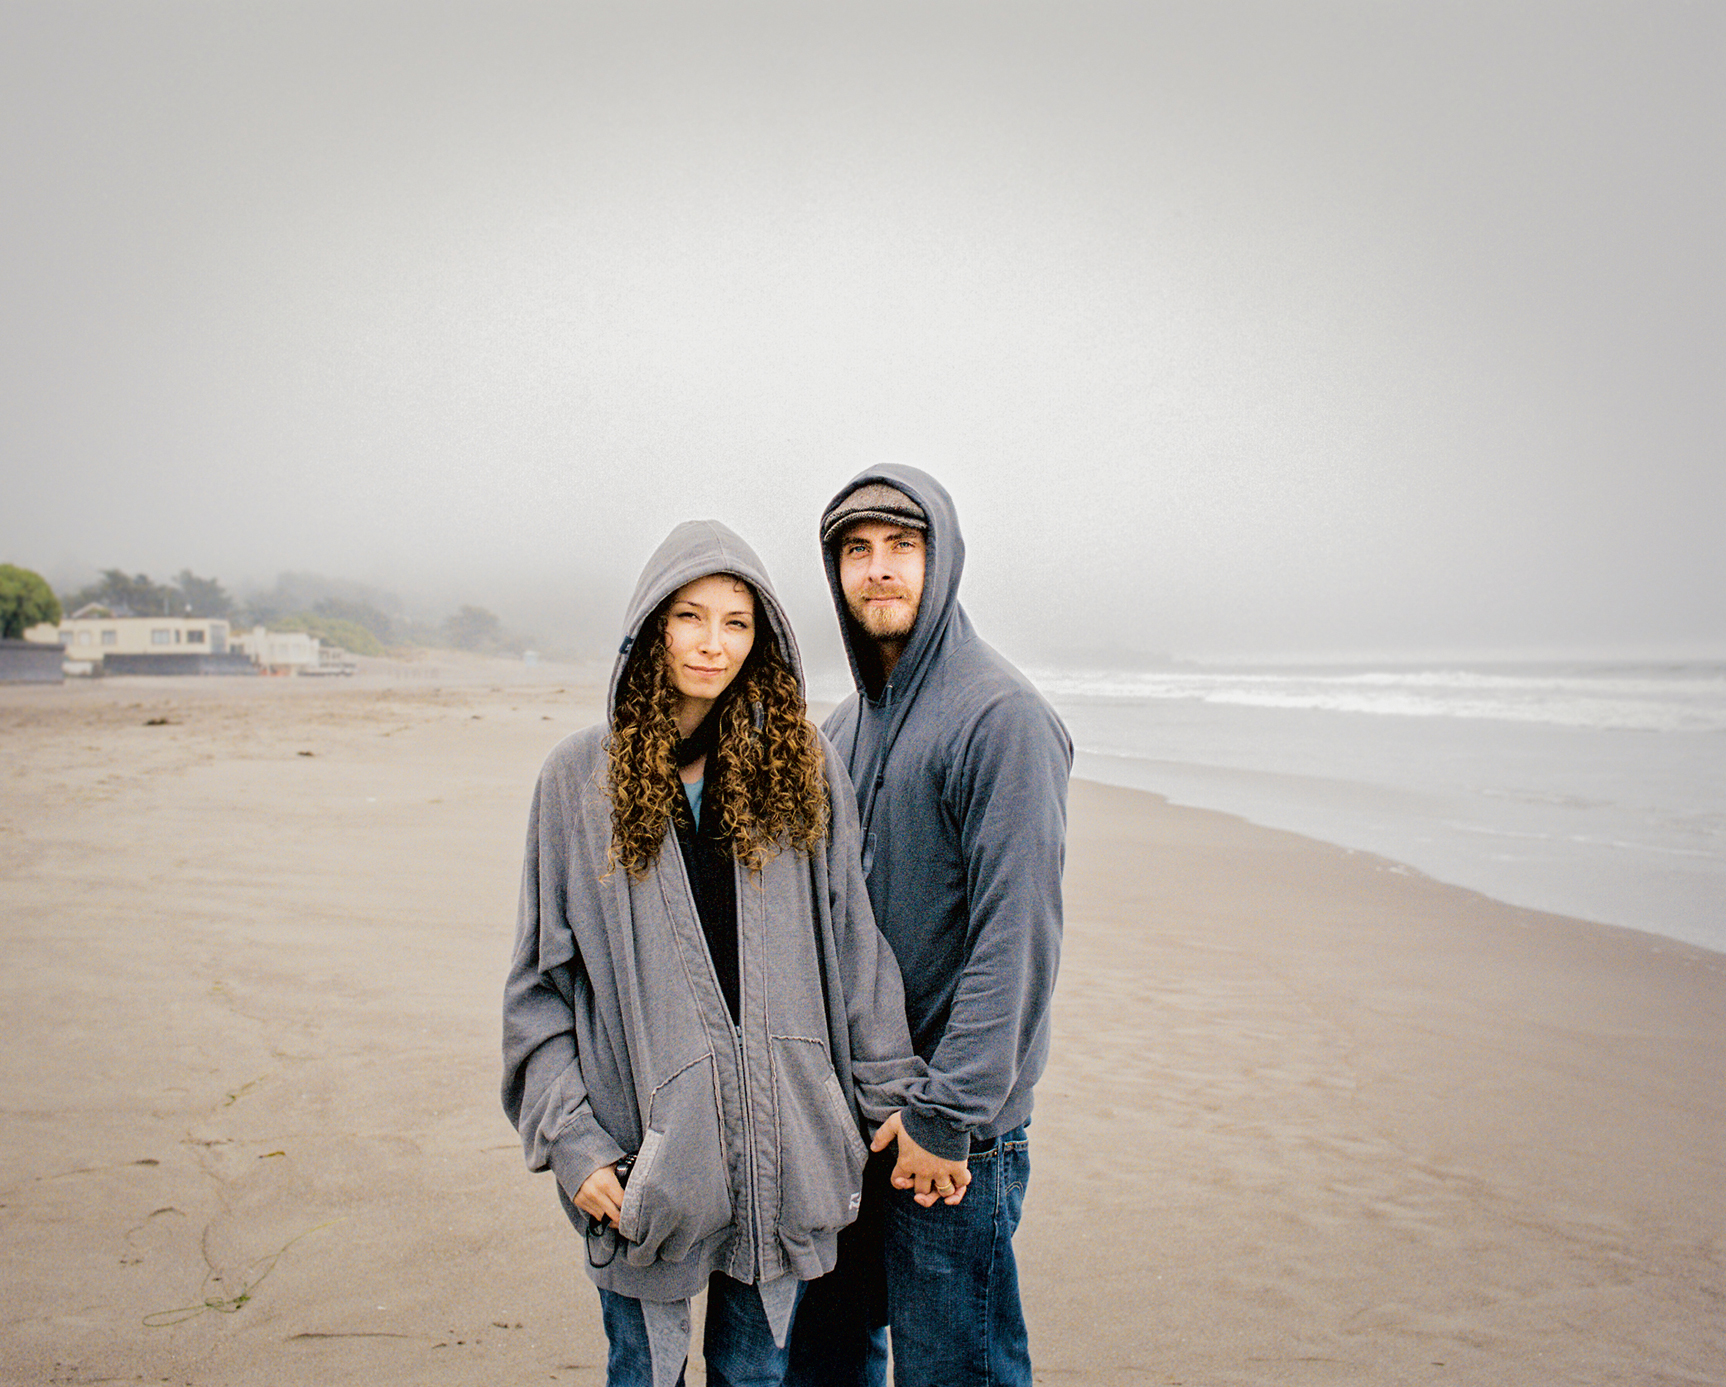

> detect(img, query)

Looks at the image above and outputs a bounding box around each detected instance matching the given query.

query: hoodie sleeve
[819,737,925,1131]
[501,768,627,1198]
[898,688,1071,1160]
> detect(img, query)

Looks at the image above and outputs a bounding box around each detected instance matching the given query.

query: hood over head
[820,464,965,704]
[609,520,804,721]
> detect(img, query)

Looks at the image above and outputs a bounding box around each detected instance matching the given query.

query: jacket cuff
[547,1115,627,1201]
[901,1106,970,1163]
[850,1057,927,1131]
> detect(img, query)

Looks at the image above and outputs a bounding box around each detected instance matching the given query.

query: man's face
[837,521,926,644]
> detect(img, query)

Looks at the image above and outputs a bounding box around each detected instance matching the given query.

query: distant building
[24,616,355,677]
[226,627,356,675]
[228,626,321,675]
[27,614,232,665]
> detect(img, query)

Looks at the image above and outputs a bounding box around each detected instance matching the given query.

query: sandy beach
[2,668,1721,1386]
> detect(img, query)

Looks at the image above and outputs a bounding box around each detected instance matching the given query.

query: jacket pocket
[619,1053,733,1266]
[770,1037,869,1242]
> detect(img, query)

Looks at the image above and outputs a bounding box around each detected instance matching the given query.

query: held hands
[872,1111,970,1207]
[574,1162,627,1230]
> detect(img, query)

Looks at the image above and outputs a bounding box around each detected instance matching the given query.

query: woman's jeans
[785,1125,1033,1387]
[600,1273,801,1387]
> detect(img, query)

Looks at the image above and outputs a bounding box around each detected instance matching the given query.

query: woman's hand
[871,1111,971,1206]
[574,1162,627,1229]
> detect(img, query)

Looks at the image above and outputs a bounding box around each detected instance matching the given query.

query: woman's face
[663,573,756,716]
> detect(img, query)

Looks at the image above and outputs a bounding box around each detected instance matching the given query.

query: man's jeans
[600,1274,801,1387]
[785,1125,1032,1387]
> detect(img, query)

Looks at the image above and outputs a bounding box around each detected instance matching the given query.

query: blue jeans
[600,1274,801,1387]
[786,1126,1032,1387]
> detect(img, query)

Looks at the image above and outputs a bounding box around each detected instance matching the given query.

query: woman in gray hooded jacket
[502,520,921,1387]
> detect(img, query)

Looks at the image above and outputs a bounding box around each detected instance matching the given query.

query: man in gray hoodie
[786,467,1072,1387]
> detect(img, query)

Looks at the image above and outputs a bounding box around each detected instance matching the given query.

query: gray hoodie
[821,467,1072,1162]
[502,519,921,1305]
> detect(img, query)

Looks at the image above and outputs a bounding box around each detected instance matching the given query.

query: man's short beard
[848,590,919,642]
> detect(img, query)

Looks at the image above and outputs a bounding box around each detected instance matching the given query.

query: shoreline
[1074,747,1726,963]
[2,672,1722,1384]
[1066,731,1725,961]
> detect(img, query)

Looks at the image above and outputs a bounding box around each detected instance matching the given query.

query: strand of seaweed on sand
[142,1220,338,1327]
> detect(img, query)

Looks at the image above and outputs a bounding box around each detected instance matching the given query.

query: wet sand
[1,668,1721,1385]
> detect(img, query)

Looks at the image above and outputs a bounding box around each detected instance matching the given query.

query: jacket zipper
[733,1020,762,1281]
[672,823,761,1281]
[732,858,764,1281]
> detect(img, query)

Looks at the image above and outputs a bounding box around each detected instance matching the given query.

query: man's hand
[574,1162,626,1229]
[871,1111,970,1206]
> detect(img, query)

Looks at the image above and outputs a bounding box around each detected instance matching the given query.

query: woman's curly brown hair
[607,583,829,878]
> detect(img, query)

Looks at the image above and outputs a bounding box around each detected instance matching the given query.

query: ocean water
[1033,664,1726,956]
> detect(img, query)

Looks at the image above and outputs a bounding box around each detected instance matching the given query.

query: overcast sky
[2,1,1721,666]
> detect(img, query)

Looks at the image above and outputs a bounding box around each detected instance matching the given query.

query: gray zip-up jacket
[822,467,1072,1162]
[502,520,921,1303]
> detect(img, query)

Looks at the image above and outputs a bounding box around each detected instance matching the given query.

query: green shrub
[0,564,62,640]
